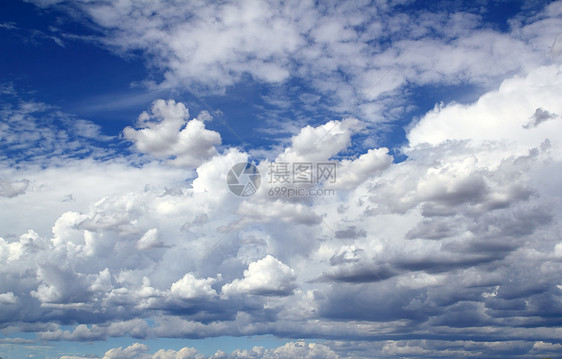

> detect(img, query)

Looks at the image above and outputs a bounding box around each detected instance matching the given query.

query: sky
[1,0,562,358]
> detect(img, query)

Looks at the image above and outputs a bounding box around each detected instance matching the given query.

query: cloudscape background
[1,0,562,358]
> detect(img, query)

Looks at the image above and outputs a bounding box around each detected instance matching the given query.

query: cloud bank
[2,0,562,358]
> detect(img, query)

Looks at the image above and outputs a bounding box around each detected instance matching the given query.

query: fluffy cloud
[277,118,363,163]
[89,341,342,359]
[0,291,17,304]
[222,255,297,297]
[333,148,393,189]
[408,65,562,154]
[137,228,164,250]
[3,1,562,358]
[170,273,216,300]
[103,343,150,359]
[2,80,562,356]
[123,99,221,167]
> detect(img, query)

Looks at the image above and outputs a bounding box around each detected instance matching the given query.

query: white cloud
[89,268,113,293]
[191,147,248,197]
[0,291,17,304]
[277,118,362,163]
[222,255,297,296]
[407,65,562,155]
[0,158,191,238]
[29,0,562,122]
[152,347,205,359]
[2,85,561,357]
[237,199,321,226]
[123,99,221,167]
[31,264,90,304]
[170,273,217,300]
[333,148,393,189]
[262,341,342,359]
[137,228,164,250]
[103,343,150,359]
[94,341,343,359]
[4,2,562,358]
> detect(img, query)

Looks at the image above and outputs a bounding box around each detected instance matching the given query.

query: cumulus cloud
[103,342,149,359]
[123,99,221,167]
[222,255,297,296]
[407,65,562,152]
[277,118,362,163]
[333,148,393,189]
[137,228,164,250]
[3,1,562,358]
[2,81,561,356]
[170,273,217,300]
[92,341,343,359]
[0,291,17,304]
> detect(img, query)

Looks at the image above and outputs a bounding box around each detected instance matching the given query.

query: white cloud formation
[408,65,562,155]
[2,80,562,356]
[0,291,17,304]
[93,341,342,359]
[170,273,216,300]
[277,118,363,163]
[3,2,562,358]
[137,228,164,250]
[333,148,393,189]
[103,342,150,359]
[123,99,221,167]
[222,255,297,296]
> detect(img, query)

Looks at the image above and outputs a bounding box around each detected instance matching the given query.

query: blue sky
[1,1,562,358]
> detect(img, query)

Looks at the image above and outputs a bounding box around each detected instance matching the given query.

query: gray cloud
[319,264,399,284]
[0,178,29,198]
[523,107,559,129]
